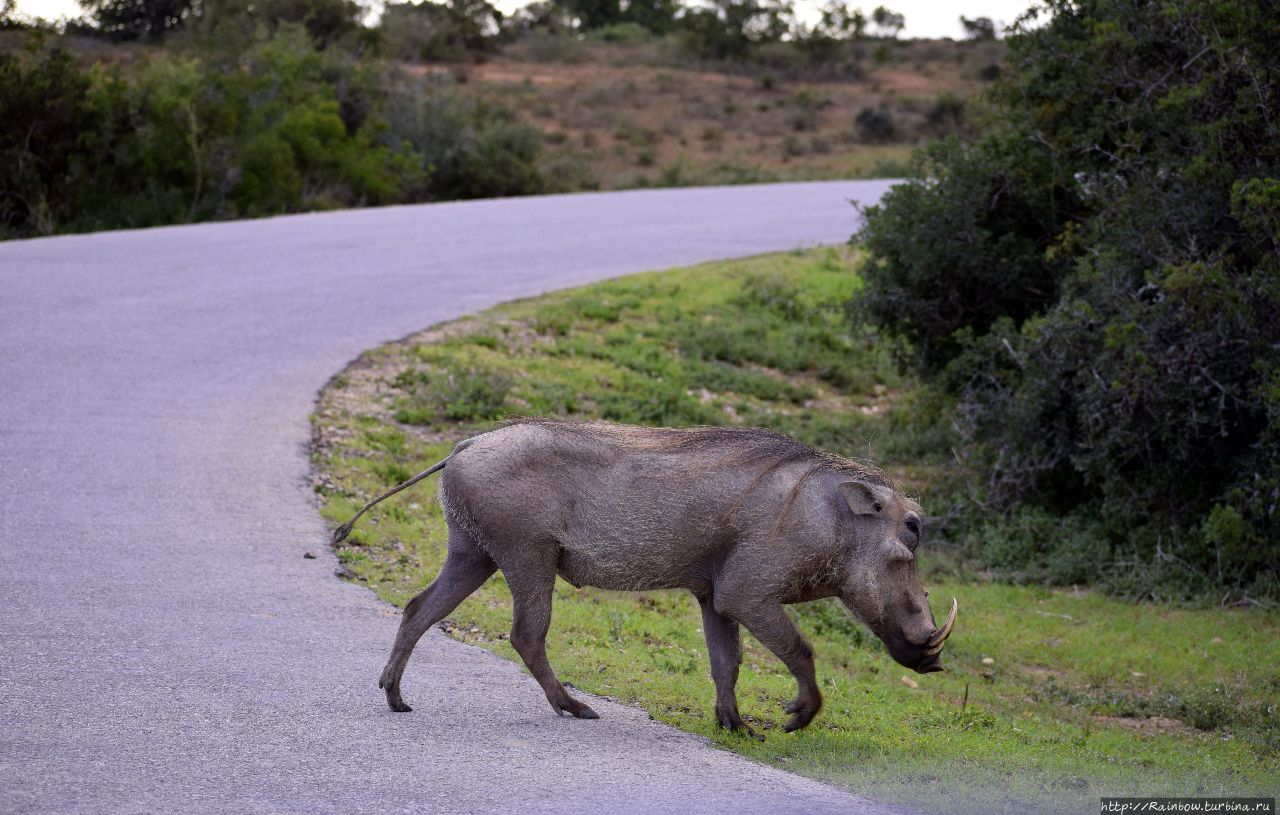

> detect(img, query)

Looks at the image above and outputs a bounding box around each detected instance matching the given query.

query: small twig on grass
[1031,609,1077,622]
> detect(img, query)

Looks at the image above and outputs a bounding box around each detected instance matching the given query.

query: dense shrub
[856,132,1081,370]
[924,91,964,135]
[80,0,196,40]
[380,73,546,199]
[854,0,1280,601]
[676,0,791,61]
[853,105,894,143]
[558,0,679,34]
[0,41,94,233]
[379,0,505,63]
[0,26,545,238]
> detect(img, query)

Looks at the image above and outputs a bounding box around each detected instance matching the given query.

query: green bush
[853,106,895,143]
[0,24,547,238]
[394,361,513,424]
[379,0,504,63]
[856,133,1080,371]
[379,73,545,200]
[558,0,678,34]
[82,0,195,40]
[787,85,824,131]
[854,0,1280,601]
[590,21,653,43]
[924,91,964,135]
[0,40,95,234]
[677,0,791,62]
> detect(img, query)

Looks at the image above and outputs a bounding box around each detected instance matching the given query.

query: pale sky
[15,0,1036,40]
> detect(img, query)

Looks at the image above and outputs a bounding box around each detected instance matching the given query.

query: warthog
[333,419,956,736]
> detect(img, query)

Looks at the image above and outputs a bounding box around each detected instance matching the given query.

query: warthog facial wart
[333,419,957,736]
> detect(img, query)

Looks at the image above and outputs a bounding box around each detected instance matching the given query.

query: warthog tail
[331,456,451,546]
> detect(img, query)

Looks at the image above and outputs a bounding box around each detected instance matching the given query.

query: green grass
[311,248,1279,814]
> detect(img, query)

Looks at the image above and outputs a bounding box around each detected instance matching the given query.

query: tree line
[62,0,930,54]
[2,0,975,239]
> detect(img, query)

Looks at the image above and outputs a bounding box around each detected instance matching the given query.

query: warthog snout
[881,597,957,673]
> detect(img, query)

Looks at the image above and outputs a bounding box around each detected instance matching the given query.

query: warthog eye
[905,517,920,537]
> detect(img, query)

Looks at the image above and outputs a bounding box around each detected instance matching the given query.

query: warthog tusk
[924,597,958,653]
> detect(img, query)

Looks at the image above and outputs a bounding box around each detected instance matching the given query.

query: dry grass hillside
[416,36,1006,188]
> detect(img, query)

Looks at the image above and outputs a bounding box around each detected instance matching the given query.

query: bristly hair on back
[504,417,889,474]
[500,418,906,532]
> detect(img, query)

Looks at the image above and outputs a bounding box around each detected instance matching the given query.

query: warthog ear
[840,480,894,516]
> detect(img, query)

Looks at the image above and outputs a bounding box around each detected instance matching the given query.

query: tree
[812,0,864,38]
[257,0,362,46]
[678,0,793,60]
[791,0,863,64]
[381,0,505,61]
[80,0,196,39]
[555,0,677,32]
[557,0,619,29]
[1,41,94,233]
[506,0,573,34]
[959,15,995,40]
[869,4,902,38]
[621,0,680,33]
[854,0,1280,600]
[192,0,364,48]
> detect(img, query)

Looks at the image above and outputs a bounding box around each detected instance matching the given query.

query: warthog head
[837,479,956,673]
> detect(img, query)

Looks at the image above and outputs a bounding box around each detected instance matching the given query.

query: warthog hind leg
[378,540,497,712]
[506,557,599,720]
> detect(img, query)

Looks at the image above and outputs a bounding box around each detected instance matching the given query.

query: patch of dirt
[1093,715,1192,735]
[315,318,494,456]
[745,362,897,416]
[1020,665,1068,682]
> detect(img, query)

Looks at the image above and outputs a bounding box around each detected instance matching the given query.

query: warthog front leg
[506,560,599,720]
[378,542,497,712]
[719,598,821,732]
[695,592,762,740]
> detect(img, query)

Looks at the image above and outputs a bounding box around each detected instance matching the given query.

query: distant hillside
[399,36,1004,189]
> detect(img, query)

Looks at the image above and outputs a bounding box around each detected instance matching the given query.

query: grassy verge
[310,248,1279,814]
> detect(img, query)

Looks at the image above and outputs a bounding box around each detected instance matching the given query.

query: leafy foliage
[0,41,93,233]
[857,133,1081,371]
[80,0,197,40]
[854,0,1280,600]
[557,0,679,33]
[0,26,546,238]
[869,4,902,38]
[676,0,794,61]
[380,0,506,63]
[959,15,995,40]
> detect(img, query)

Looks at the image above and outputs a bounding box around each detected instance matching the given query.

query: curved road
[0,181,898,814]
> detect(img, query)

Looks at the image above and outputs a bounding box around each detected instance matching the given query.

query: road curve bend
[0,181,900,814]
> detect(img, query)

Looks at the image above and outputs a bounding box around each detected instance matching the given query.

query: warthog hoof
[558,700,599,719]
[716,704,764,741]
[379,676,413,713]
[783,698,820,732]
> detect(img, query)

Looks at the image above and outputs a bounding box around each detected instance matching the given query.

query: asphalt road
[0,181,901,814]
